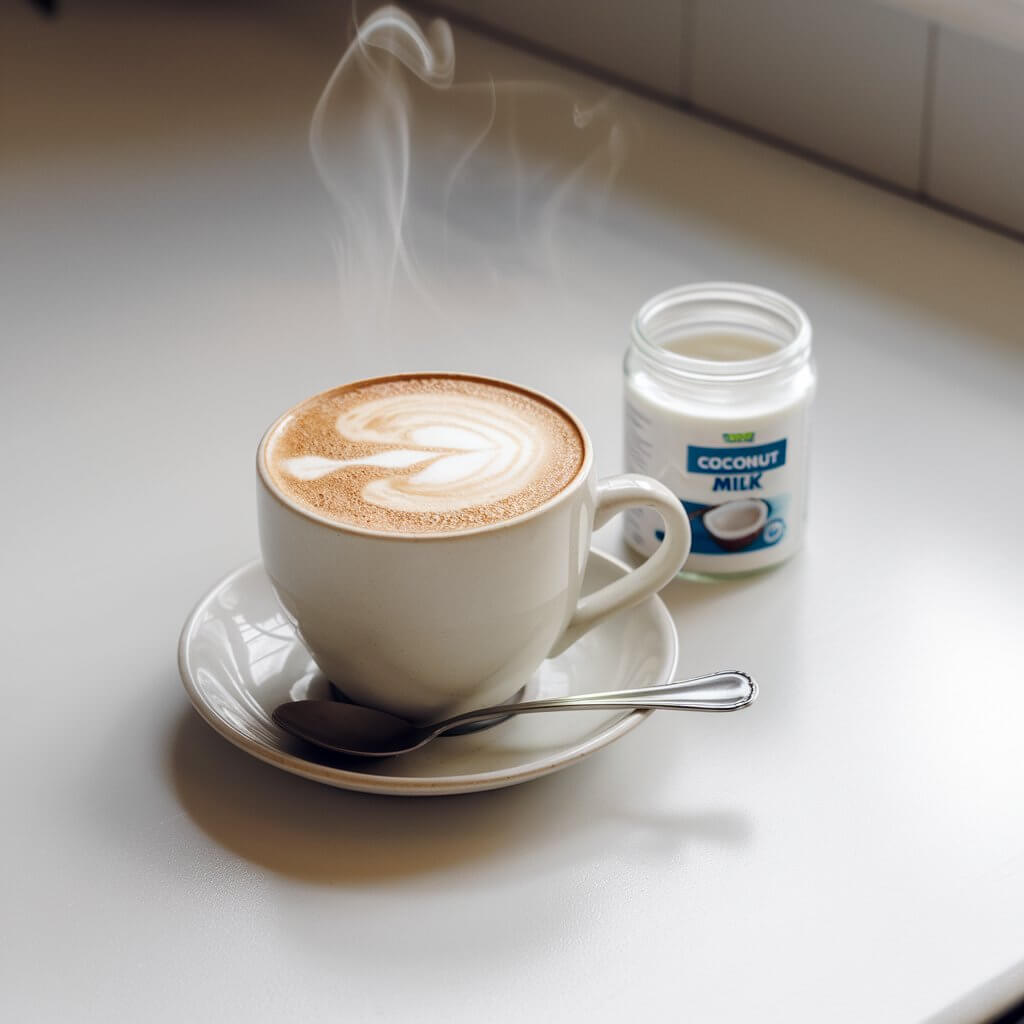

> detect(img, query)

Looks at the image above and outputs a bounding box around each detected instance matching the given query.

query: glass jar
[623,282,816,577]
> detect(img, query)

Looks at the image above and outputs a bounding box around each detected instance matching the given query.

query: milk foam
[267,377,584,533]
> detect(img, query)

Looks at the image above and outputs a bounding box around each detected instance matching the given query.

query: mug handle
[549,474,691,657]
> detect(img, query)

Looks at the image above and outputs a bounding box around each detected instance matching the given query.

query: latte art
[282,392,546,513]
[265,376,585,534]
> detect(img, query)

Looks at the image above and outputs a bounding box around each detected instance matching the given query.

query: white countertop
[5,4,1024,1022]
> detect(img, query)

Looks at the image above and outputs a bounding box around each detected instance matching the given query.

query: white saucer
[178,553,679,796]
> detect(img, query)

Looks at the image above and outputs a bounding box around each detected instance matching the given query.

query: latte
[264,374,586,534]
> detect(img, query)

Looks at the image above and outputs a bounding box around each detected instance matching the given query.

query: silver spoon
[272,670,757,758]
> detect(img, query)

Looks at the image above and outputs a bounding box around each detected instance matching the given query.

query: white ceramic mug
[257,377,691,721]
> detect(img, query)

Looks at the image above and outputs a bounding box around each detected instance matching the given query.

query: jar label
[624,397,809,570]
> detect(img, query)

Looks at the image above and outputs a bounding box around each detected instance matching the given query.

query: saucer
[177,553,679,796]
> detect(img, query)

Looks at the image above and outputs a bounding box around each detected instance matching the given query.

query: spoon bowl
[273,670,757,758]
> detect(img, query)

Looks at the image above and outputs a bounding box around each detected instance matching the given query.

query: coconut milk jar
[624,283,816,576]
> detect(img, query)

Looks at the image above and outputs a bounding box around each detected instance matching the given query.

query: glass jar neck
[631,282,812,389]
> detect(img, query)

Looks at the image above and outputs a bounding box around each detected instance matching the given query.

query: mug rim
[257,371,594,542]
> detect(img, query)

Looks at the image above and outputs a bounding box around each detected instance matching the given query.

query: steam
[310,5,628,374]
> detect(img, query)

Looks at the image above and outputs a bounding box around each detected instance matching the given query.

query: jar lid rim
[631,282,812,383]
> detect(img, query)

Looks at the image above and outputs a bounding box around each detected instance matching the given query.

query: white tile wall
[433,0,690,98]
[926,27,1024,235]
[426,0,1024,237]
[689,0,930,189]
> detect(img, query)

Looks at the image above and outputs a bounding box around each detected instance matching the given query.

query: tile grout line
[918,22,940,196]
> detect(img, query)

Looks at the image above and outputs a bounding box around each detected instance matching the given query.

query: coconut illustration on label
[703,498,769,550]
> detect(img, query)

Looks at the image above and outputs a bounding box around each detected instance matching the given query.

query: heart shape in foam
[281,391,549,514]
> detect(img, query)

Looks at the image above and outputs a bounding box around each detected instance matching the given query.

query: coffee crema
[265,375,586,534]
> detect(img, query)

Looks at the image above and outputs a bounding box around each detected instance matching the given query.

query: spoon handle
[439,670,757,731]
